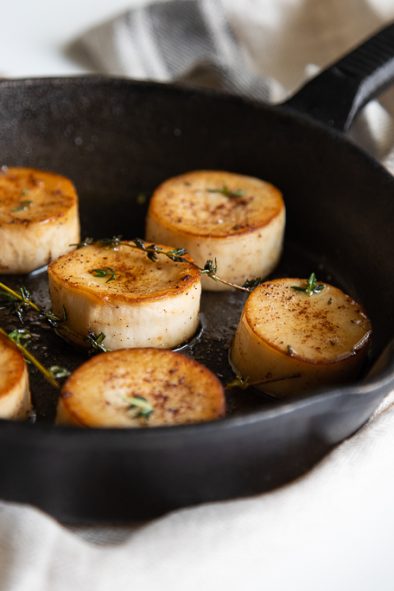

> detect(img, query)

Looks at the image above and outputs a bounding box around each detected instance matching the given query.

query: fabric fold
[77,0,394,168]
[79,0,272,99]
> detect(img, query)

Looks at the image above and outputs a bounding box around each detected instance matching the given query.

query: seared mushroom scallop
[146,170,285,290]
[230,276,372,396]
[0,167,80,273]
[48,240,201,350]
[57,348,225,427]
[0,333,31,419]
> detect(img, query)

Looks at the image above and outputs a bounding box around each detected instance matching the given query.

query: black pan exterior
[0,78,393,522]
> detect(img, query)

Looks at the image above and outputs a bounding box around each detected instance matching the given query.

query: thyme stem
[227,372,301,390]
[79,236,264,292]
[0,327,60,389]
[0,281,107,354]
[117,239,252,293]
[205,273,250,292]
[0,281,40,313]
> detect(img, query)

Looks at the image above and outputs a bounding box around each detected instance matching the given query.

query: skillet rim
[1,74,393,187]
[0,74,393,440]
[2,74,394,181]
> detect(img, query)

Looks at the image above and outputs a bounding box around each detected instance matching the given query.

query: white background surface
[0,0,143,77]
[1,0,393,78]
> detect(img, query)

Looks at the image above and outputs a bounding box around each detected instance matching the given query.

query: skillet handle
[282,22,394,132]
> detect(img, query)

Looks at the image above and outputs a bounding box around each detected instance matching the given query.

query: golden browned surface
[48,241,201,305]
[0,167,78,225]
[0,333,31,419]
[148,170,284,237]
[245,278,372,364]
[0,334,25,398]
[58,348,225,428]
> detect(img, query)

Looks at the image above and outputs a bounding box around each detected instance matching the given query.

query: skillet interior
[0,77,393,521]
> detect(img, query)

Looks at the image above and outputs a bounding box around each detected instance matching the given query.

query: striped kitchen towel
[78,0,272,100]
[76,0,394,174]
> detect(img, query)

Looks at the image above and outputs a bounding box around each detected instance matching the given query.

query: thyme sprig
[0,282,41,322]
[0,326,60,388]
[292,273,324,296]
[0,281,66,327]
[207,185,244,199]
[130,239,251,291]
[0,281,106,354]
[90,236,252,293]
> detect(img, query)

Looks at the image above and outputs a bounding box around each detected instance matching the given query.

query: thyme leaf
[124,395,154,419]
[207,185,244,199]
[198,257,250,291]
[132,237,146,250]
[89,267,117,282]
[43,306,67,327]
[70,237,94,249]
[201,258,217,276]
[7,328,32,345]
[86,330,107,354]
[97,235,123,249]
[19,286,32,302]
[49,365,71,379]
[292,272,324,296]
[12,199,32,212]
[166,247,188,262]
[242,277,265,290]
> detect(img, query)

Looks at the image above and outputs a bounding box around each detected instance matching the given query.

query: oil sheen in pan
[0,241,358,424]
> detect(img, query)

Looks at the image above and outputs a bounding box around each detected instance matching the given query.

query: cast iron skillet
[0,24,394,522]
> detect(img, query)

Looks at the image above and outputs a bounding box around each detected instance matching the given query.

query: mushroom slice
[57,348,225,427]
[0,333,31,419]
[0,167,80,273]
[48,241,201,350]
[230,277,372,396]
[146,170,285,290]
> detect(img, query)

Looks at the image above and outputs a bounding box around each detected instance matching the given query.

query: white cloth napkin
[1,392,394,590]
[1,1,394,589]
